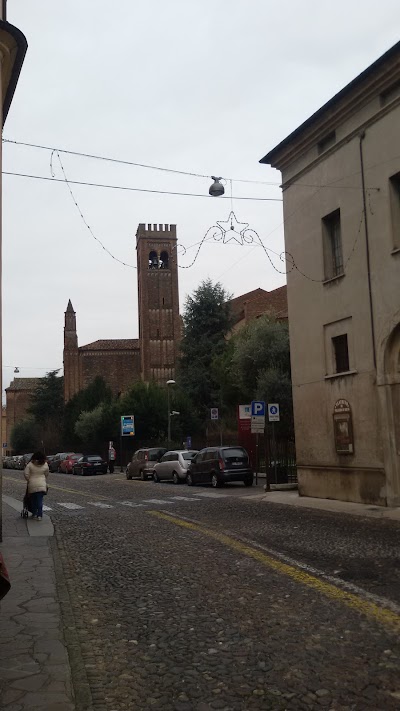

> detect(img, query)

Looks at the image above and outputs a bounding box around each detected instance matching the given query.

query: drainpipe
[359,132,377,370]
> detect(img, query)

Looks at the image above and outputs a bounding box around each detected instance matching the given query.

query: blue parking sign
[251,401,265,417]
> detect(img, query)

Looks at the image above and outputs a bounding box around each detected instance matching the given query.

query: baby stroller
[21,486,33,519]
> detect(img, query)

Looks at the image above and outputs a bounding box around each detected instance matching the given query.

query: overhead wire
[3,137,279,185]
[3,136,384,189]
[2,171,282,202]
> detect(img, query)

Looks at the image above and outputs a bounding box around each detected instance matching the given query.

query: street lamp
[209,176,224,197]
[167,379,176,445]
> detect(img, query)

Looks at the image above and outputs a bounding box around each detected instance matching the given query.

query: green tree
[28,371,64,452]
[178,279,232,424]
[118,381,200,448]
[74,404,118,449]
[10,418,40,454]
[64,376,113,447]
[29,371,64,426]
[231,315,294,435]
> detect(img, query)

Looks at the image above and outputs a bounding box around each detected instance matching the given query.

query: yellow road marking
[148,510,400,634]
[3,476,110,501]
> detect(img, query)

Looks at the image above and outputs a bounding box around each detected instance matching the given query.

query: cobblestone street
[3,470,400,710]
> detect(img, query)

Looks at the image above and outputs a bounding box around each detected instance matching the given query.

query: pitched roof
[229,288,268,307]
[229,285,288,322]
[66,300,75,313]
[6,377,42,392]
[260,41,400,166]
[79,339,140,352]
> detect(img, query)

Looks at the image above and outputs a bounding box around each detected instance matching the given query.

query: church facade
[63,223,181,402]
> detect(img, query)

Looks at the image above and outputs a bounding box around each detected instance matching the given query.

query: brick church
[5,220,288,449]
[63,223,181,402]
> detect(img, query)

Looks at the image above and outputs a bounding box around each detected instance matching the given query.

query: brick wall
[80,349,141,396]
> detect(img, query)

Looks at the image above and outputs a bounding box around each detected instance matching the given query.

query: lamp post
[167,379,176,445]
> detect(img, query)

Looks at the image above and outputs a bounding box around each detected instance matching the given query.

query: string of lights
[53,152,138,269]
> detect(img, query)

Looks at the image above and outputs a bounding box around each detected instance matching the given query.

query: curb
[2,494,54,536]
[52,528,94,711]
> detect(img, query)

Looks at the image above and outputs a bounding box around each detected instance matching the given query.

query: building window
[323,209,343,280]
[149,250,158,269]
[332,334,349,373]
[160,251,169,269]
[389,172,400,250]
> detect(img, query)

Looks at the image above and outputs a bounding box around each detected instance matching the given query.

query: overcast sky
[2,0,400,394]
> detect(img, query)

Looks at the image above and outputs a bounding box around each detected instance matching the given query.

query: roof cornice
[260,41,400,171]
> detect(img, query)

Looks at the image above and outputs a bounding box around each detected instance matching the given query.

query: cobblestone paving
[3,472,400,710]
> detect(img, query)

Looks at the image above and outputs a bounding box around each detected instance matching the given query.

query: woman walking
[24,451,49,521]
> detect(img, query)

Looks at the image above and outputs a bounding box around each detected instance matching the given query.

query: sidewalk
[248,487,400,520]
[0,497,78,711]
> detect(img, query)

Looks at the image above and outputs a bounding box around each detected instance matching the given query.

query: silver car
[153,450,199,484]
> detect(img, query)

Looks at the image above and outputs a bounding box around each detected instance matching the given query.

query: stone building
[5,378,41,451]
[63,223,181,401]
[261,41,400,506]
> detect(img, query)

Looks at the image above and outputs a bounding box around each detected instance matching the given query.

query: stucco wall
[278,87,400,504]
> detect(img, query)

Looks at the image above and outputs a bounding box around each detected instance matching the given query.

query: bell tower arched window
[149,250,158,269]
[160,251,169,269]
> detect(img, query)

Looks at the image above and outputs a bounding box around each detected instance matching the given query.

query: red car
[60,453,83,474]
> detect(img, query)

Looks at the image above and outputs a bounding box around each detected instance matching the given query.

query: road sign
[268,403,280,422]
[251,401,265,417]
[186,436,192,449]
[251,418,265,434]
[121,415,135,436]
[210,407,219,421]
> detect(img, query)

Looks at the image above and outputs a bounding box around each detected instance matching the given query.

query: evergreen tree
[178,279,232,425]
[64,376,113,447]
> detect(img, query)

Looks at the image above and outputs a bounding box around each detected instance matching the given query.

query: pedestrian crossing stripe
[192,492,229,498]
[143,498,174,504]
[170,496,200,501]
[120,501,144,507]
[48,492,237,512]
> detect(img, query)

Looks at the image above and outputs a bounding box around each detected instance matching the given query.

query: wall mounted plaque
[333,399,354,454]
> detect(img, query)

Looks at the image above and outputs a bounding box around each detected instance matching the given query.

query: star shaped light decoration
[216,211,250,244]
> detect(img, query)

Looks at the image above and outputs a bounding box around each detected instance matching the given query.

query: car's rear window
[149,450,164,461]
[88,456,102,462]
[182,452,197,460]
[222,447,248,461]
[72,454,83,461]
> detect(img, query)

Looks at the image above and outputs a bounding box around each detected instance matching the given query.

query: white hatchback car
[153,450,199,484]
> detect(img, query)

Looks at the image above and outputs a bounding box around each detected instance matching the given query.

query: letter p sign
[251,401,266,417]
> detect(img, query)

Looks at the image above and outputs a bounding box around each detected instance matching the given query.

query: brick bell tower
[63,300,80,402]
[136,224,181,384]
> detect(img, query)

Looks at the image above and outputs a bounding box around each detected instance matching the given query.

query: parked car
[60,453,83,474]
[72,455,108,476]
[14,455,24,470]
[153,450,199,484]
[50,452,75,473]
[126,447,168,481]
[187,446,254,488]
[46,455,56,470]
[22,453,33,468]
